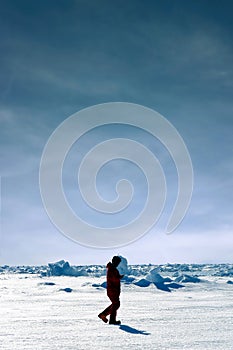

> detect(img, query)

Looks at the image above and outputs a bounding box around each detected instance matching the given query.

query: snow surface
[1,261,233,349]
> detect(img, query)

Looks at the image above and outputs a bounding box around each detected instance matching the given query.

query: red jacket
[106,262,122,295]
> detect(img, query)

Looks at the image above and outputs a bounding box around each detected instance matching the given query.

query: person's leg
[101,303,112,317]
[98,291,121,324]
[98,293,115,323]
[109,299,120,324]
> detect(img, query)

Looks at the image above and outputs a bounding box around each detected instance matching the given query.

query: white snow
[1,262,233,349]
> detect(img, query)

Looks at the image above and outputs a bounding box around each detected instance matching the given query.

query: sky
[1,0,233,265]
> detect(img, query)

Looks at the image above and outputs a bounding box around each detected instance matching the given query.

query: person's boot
[109,318,121,325]
[98,313,108,323]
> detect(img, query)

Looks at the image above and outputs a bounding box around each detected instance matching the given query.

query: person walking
[98,256,124,325]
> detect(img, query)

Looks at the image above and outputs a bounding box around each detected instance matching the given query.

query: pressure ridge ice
[1,257,233,292]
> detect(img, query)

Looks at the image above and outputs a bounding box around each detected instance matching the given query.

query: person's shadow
[119,324,150,335]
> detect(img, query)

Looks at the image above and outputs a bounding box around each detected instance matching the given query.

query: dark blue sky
[1,0,233,264]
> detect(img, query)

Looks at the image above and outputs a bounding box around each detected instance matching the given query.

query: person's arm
[116,269,124,279]
[112,268,123,282]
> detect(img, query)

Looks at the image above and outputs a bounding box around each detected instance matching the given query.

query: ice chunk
[134,278,151,287]
[92,281,107,289]
[48,260,88,277]
[175,274,201,283]
[122,275,136,284]
[59,288,73,293]
[38,282,56,286]
[146,268,171,283]
[117,256,129,275]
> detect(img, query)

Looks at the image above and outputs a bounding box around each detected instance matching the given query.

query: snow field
[0,274,233,349]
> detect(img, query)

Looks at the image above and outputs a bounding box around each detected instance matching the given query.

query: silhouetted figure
[98,256,124,325]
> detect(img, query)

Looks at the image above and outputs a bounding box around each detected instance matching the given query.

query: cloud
[0,107,48,177]
[1,0,232,103]
[1,1,233,264]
